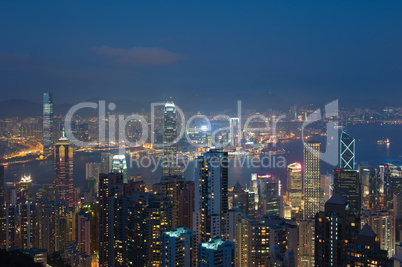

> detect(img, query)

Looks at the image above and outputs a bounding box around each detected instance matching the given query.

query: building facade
[303,141,321,219]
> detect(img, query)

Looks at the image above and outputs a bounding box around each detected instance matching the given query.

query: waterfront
[4,124,402,192]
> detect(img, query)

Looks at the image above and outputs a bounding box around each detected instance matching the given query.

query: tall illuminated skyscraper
[340,131,355,169]
[54,130,74,207]
[303,141,321,219]
[287,163,302,214]
[43,92,54,154]
[194,149,229,244]
[163,101,182,177]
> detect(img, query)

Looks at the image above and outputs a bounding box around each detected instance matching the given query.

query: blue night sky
[0,1,401,105]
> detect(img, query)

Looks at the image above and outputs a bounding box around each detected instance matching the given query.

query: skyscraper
[340,131,355,169]
[159,175,186,228]
[85,162,100,180]
[0,165,4,249]
[394,193,402,243]
[194,149,229,244]
[259,176,279,217]
[15,174,33,204]
[344,224,391,266]
[247,220,270,266]
[315,194,361,267]
[162,227,194,267]
[249,173,259,216]
[286,163,302,214]
[43,92,54,155]
[163,101,182,177]
[144,195,173,266]
[100,152,113,174]
[359,165,373,209]
[98,172,123,267]
[366,211,395,257]
[85,162,100,197]
[303,141,321,219]
[0,165,4,206]
[111,154,128,183]
[298,219,315,267]
[333,168,361,212]
[179,182,195,229]
[229,117,241,147]
[235,214,249,267]
[77,211,91,255]
[54,130,74,207]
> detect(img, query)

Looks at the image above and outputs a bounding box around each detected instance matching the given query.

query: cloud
[92,46,184,66]
[0,53,50,65]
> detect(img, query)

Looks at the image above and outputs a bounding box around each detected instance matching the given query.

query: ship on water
[377,138,390,145]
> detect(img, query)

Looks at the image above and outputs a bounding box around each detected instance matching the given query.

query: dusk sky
[0,1,401,105]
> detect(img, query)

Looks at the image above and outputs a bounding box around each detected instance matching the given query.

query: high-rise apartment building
[179,182,195,229]
[77,211,91,255]
[344,224,390,266]
[194,149,229,244]
[298,219,315,267]
[198,238,234,267]
[366,211,395,257]
[162,227,194,267]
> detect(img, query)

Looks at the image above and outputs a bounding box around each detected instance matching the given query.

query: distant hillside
[0,99,42,118]
[0,94,396,119]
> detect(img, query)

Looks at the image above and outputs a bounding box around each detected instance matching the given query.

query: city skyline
[0,2,402,267]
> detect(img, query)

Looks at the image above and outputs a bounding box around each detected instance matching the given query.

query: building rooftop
[233,181,242,189]
[326,193,348,206]
[201,238,227,250]
[359,224,376,238]
[164,227,192,238]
